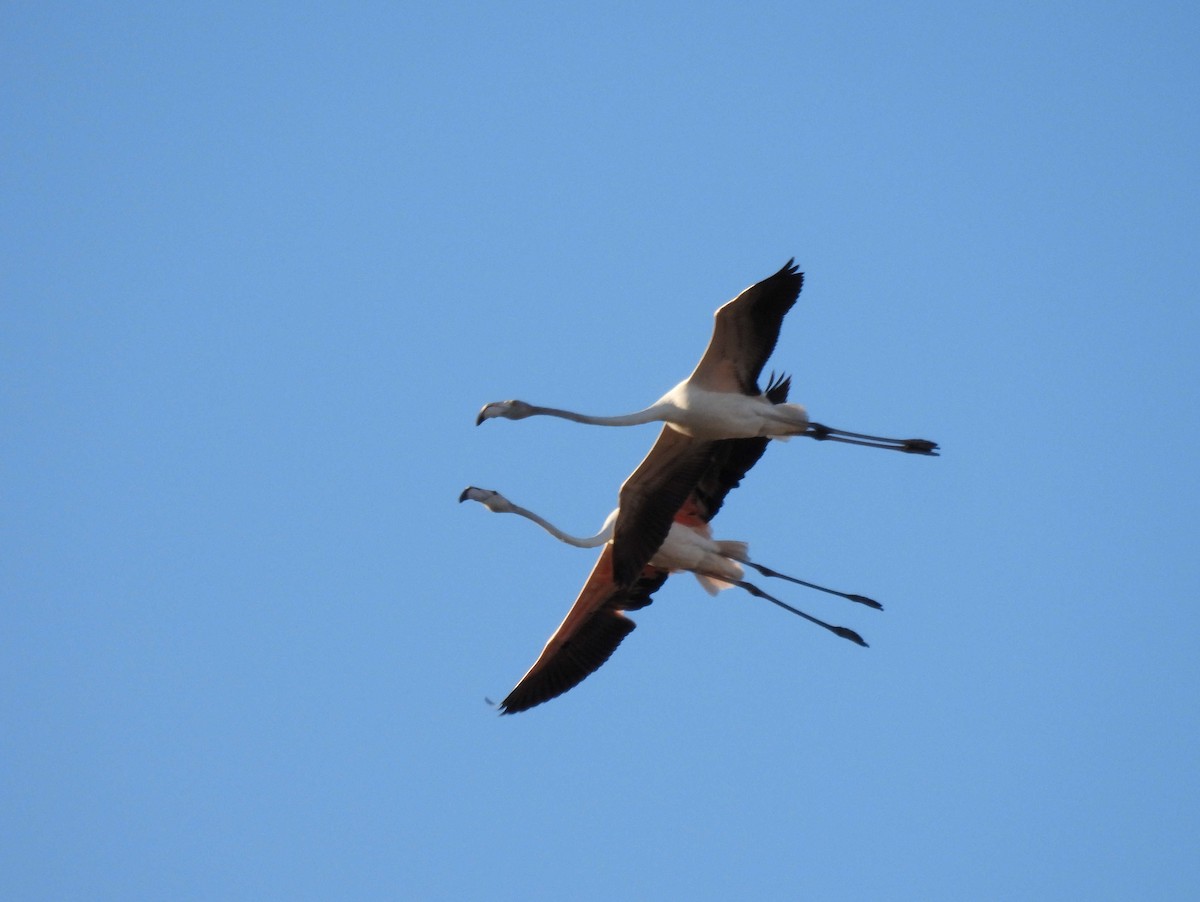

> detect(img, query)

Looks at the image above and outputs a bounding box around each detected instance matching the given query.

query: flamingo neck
[508,503,613,548]
[528,403,668,428]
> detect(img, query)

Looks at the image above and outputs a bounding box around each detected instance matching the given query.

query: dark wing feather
[687,260,803,395]
[499,546,670,715]
[691,373,791,522]
[612,426,716,587]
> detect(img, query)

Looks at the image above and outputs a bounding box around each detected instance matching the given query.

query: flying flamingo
[463,497,871,714]
[459,486,880,611]
[476,259,937,453]
[477,260,937,586]
[464,378,877,714]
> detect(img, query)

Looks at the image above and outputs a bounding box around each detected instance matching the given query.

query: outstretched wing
[687,260,803,395]
[498,545,670,715]
[610,374,790,585]
[612,425,716,587]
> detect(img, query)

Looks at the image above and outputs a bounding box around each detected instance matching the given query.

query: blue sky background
[4,3,1198,899]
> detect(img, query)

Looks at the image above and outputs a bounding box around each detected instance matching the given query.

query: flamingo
[476,260,937,586]
[459,486,880,611]
[465,498,872,715]
[465,378,876,714]
[476,259,938,454]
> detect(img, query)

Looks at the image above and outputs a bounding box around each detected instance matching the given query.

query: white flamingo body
[654,517,747,594]
[648,381,809,441]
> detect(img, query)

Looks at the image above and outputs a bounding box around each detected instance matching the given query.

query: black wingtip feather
[496,567,670,715]
[497,611,638,715]
[764,371,791,403]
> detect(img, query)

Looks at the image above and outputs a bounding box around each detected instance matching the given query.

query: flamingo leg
[805,422,939,455]
[741,561,882,610]
[726,578,868,647]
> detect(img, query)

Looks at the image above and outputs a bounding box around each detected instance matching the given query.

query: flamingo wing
[612,425,716,587]
[687,259,803,394]
[499,545,669,715]
[691,373,791,522]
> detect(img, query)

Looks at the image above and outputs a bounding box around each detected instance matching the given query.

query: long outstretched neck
[504,503,613,548]
[525,403,668,428]
[740,559,883,610]
[727,577,868,647]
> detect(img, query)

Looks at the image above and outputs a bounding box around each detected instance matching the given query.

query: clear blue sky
[4,3,1198,899]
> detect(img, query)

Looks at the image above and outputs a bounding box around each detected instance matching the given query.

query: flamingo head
[475,400,534,425]
[458,486,516,513]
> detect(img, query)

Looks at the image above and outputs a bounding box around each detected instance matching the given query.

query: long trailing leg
[727,578,868,647]
[805,422,939,456]
[741,560,883,610]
